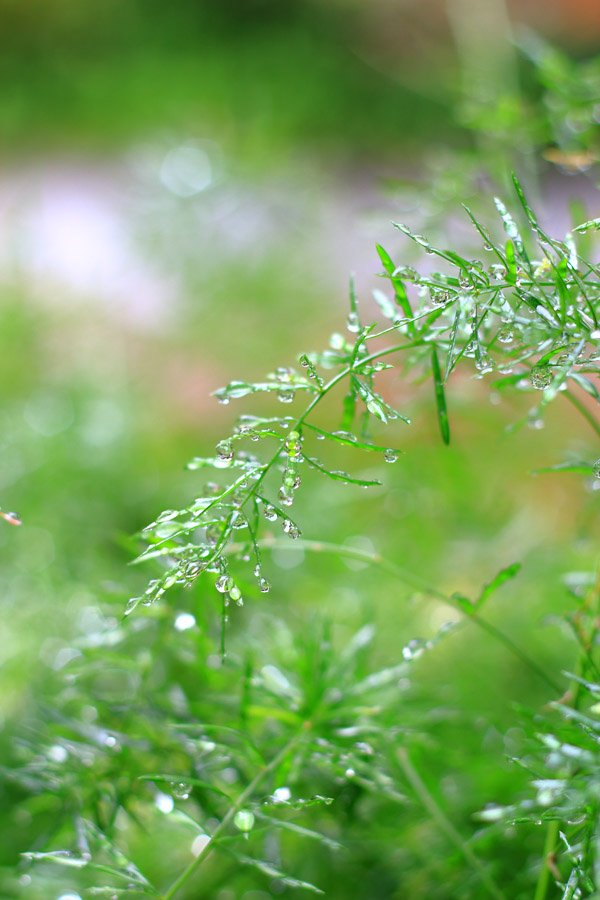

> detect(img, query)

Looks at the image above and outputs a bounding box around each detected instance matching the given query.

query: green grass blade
[431,346,450,445]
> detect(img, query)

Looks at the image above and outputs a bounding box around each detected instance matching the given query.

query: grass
[2,176,598,897]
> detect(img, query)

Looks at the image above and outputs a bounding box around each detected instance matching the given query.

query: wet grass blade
[431,346,450,445]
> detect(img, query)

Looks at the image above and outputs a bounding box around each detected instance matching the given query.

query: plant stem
[252,538,561,694]
[533,818,559,900]
[161,726,308,900]
[397,747,506,900]
[563,389,600,441]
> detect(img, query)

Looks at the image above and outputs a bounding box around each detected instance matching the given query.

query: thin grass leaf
[304,455,382,487]
[303,423,401,454]
[255,811,342,850]
[533,461,594,475]
[475,562,522,611]
[431,347,450,445]
[138,774,233,800]
[229,852,325,894]
[375,243,414,325]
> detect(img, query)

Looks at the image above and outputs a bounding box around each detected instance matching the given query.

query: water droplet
[284,430,302,459]
[124,597,140,616]
[282,519,300,539]
[530,365,553,389]
[278,486,294,507]
[229,585,243,606]
[215,575,233,593]
[272,786,291,803]
[497,324,515,344]
[155,792,175,814]
[345,767,356,778]
[477,804,505,823]
[355,741,374,756]
[278,389,295,404]
[258,577,270,593]
[175,612,196,632]
[215,440,234,467]
[191,833,211,856]
[430,289,450,306]
[0,510,22,526]
[346,312,360,334]
[48,744,68,763]
[475,353,494,374]
[263,504,278,522]
[384,449,398,463]
[171,782,192,800]
[592,458,600,478]
[217,396,230,405]
[333,430,357,442]
[402,638,426,661]
[275,366,293,382]
[234,809,255,832]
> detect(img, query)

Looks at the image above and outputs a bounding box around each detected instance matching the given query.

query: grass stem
[397,747,506,900]
[161,727,308,899]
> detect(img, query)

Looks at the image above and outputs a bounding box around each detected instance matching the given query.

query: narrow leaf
[475,562,522,610]
[431,347,450,445]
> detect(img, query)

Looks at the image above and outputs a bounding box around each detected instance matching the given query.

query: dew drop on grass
[282,519,300,539]
[278,487,294,507]
[191,833,211,856]
[402,639,426,661]
[0,510,22,526]
[234,809,255,832]
[215,575,233,593]
[229,585,243,606]
[124,597,140,616]
[171,782,192,800]
[278,389,295,404]
[593,458,600,478]
[475,354,494,374]
[497,325,515,344]
[530,365,553,389]
[215,440,234,467]
[263,504,278,521]
[346,312,360,334]
[384,449,398,463]
[258,577,270,593]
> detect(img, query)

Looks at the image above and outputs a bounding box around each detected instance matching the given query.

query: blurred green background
[1,0,599,897]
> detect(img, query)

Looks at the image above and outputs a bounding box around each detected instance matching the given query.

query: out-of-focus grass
[1,252,597,895]
[0,4,453,164]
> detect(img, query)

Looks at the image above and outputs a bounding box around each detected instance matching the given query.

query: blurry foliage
[0,3,600,898]
[5,179,599,898]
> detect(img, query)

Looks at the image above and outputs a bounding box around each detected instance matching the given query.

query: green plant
[9,175,600,898]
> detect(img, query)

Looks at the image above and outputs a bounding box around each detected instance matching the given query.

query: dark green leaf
[431,347,450,445]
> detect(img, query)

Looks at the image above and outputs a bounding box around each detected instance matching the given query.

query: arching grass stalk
[396,747,506,900]
[251,538,562,694]
[161,725,310,900]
